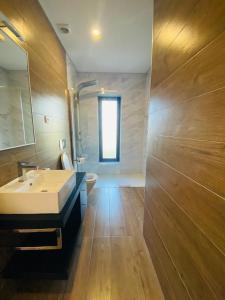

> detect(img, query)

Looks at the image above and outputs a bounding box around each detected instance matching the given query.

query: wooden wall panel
[143,210,191,300]
[151,136,225,198]
[144,1,225,299]
[0,0,70,185]
[149,157,225,254]
[146,177,225,300]
[0,0,71,298]
[151,27,225,113]
[151,0,225,88]
[149,88,225,142]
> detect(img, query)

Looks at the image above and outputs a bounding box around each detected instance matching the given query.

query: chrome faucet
[18,161,39,182]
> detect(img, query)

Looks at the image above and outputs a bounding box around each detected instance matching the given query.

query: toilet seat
[86,173,98,182]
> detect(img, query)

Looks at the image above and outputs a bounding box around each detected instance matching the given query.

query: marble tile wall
[0,67,34,150]
[8,70,34,144]
[66,55,78,168]
[77,72,148,175]
[144,69,151,173]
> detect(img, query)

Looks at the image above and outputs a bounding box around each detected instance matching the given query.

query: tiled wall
[0,67,34,149]
[144,1,225,299]
[0,1,70,188]
[66,55,78,166]
[0,1,70,298]
[77,72,148,175]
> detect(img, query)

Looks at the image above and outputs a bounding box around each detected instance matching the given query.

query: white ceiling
[39,0,153,73]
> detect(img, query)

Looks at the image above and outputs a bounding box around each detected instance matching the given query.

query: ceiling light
[91,28,102,41]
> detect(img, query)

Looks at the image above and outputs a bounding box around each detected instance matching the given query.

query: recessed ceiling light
[91,28,102,41]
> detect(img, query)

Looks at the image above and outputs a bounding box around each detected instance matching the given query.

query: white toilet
[61,152,98,194]
[85,172,98,194]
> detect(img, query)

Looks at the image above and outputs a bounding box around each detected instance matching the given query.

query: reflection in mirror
[0,29,35,151]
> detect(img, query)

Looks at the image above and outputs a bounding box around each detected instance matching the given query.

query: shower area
[74,79,99,160]
[67,58,148,188]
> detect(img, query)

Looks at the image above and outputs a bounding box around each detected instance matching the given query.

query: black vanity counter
[1,172,86,280]
[0,172,86,229]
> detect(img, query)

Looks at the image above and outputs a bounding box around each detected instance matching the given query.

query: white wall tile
[77,72,149,175]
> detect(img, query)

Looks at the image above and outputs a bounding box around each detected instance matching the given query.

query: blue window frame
[98,96,121,162]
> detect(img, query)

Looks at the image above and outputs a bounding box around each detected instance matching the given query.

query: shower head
[76,80,98,100]
[77,80,98,90]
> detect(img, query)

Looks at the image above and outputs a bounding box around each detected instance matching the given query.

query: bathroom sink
[0,170,76,214]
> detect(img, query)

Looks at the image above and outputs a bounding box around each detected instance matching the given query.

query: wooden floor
[13,188,164,300]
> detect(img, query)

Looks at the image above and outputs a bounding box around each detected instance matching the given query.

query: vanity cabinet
[0,172,86,279]
[80,181,88,219]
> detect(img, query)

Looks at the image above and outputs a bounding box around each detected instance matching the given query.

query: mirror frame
[0,21,36,151]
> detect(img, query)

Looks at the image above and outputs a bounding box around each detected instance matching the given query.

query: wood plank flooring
[13,187,164,300]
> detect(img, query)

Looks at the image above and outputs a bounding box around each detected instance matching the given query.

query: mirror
[0,29,35,151]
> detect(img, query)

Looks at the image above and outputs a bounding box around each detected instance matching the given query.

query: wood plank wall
[0,0,71,187]
[0,1,71,298]
[144,1,225,299]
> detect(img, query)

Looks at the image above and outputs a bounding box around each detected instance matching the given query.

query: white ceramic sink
[0,170,76,214]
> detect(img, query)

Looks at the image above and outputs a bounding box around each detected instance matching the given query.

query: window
[98,96,121,162]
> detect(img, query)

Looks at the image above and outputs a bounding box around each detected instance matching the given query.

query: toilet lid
[61,152,74,170]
